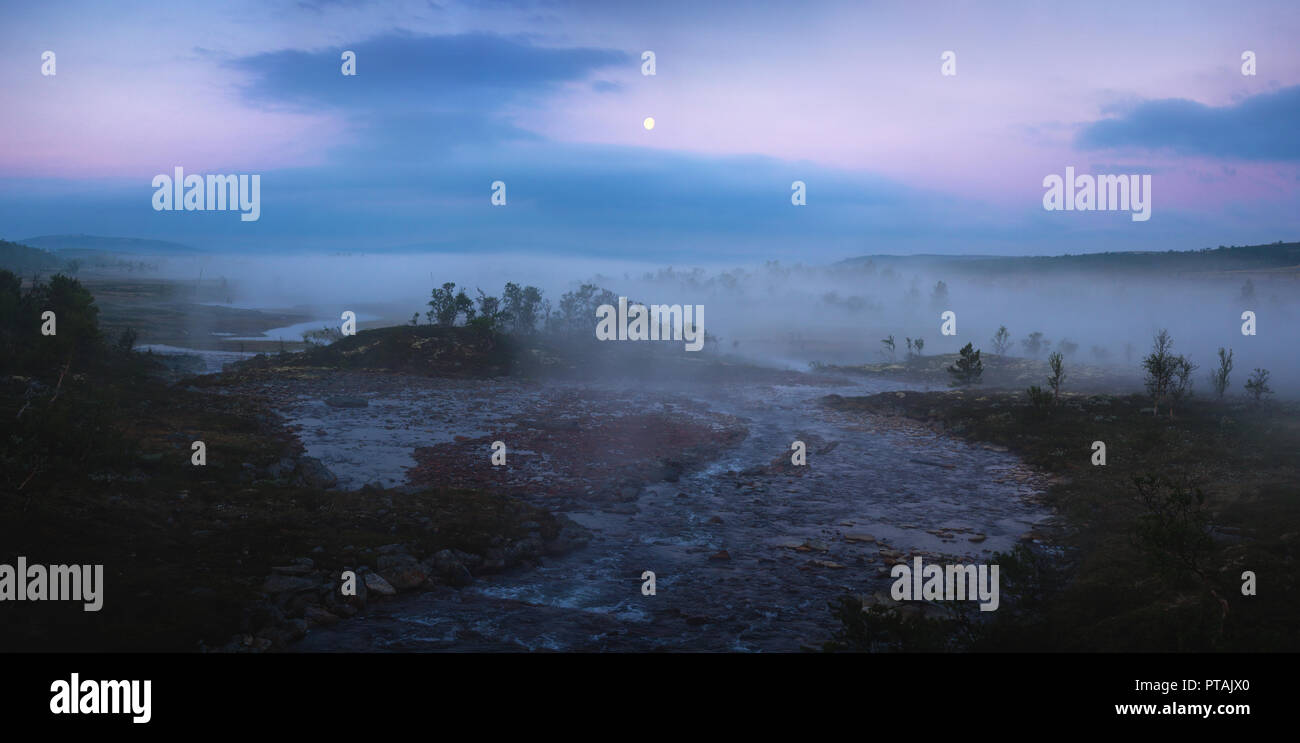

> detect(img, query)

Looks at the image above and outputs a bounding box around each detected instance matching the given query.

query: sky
[1,0,1298,261]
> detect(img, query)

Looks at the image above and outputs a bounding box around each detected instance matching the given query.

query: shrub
[1021,331,1049,359]
[1131,475,1214,584]
[1026,385,1053,410]
[1244,368,1273,404]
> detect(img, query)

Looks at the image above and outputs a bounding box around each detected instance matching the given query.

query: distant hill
[0,239,69,274]
[838,241,1300,276]
[21,234,199,255]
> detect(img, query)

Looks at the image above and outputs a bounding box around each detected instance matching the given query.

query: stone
[298,456,338,489]
[378,555,427,591]
[363,572,397,596]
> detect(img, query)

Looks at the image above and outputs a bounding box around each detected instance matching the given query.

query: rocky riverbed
[223,368,1056,652]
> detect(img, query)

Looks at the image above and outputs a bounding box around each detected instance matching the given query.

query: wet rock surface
[245,371,1057,652]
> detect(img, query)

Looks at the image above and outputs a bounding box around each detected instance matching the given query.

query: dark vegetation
[0,239,80,277]
[0,269,570,651]
[946,342,983,386]
[838,240,1300,277]
[822,386,1298,651]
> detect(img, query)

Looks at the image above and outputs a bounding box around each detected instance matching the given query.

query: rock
[480,548,507,574]
[545,518,592,555]
[968,534,987,543]
[377,554,427,591]
[285,619,309,641]
[303,606,340,627]
[844,533,876,543]
[707,516,724,525]
[340,570,367,607]
[709,550,731,561]
[426,549,474,586]
[812,560,845,569]
[363,572,397,596]
[658,460,684,483]
[505,536,545,563]
[298,456,338,489]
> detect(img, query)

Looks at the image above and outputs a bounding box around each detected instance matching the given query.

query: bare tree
[881,335,896,361]
[1168,355,1198,418]
[1209,347,1233,400]
[991,325,1011,355]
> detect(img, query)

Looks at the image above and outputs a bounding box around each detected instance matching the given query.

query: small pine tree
[947,343,983,386]
[1046,351,1065,403]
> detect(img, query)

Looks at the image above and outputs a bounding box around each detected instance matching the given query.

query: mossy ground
[1,355,561,652]
[824,389,1299,651]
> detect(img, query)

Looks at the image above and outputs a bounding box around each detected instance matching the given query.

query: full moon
[643,116,655,130]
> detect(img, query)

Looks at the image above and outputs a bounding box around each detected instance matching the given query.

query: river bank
[822,388,1300,651]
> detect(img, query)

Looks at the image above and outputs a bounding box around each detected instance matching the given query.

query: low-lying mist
[143,251,1299,394]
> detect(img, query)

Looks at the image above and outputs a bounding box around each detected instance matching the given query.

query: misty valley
[2,239,1296,653]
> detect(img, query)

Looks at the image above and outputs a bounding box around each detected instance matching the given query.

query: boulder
[363,572,397,596]
[298,456,338,489]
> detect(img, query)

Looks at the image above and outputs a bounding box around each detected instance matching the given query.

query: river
[243,370,1056,652]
